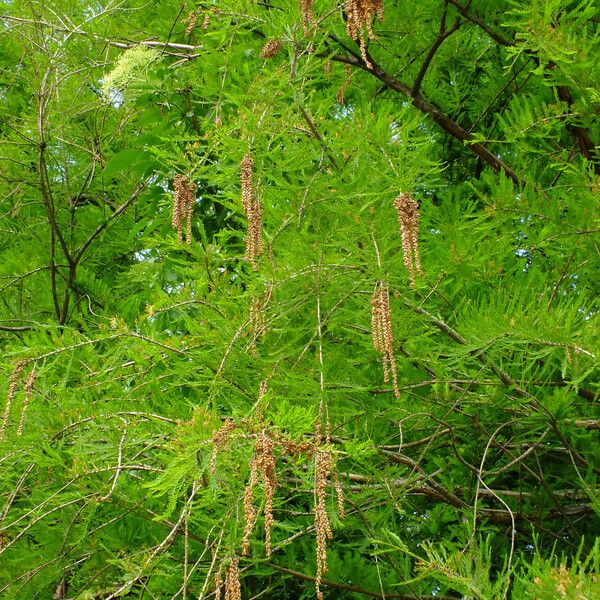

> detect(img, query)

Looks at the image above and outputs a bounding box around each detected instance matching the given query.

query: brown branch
[0,324,34,332]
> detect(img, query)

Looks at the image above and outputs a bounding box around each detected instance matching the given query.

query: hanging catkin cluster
[394,193,423,287]
[242,431,277,557]
[300,0,315,34]
[172,174,196,244]
[210,416,345,596]
[241,154,263,269]
[259,39,283,59]
[371,281,400,398]
[345,0,384,67]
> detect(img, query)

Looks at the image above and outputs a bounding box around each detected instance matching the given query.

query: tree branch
[329,51,523,185]
[412,11,461,95]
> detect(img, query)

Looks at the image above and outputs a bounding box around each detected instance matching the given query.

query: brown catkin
[394,193,423,287]
[16,366,35,436]
[345,0,384,67]
[242,452,259,556]
[214,561,223,600]
[300,0,315,34]
[224,557,241,600]
[314,449,333,600]
[240,155,263,269]
[184,11,199,36]
[210,419,236,475]
[172,174,196,244]
[0,360,25,442]
[248,285,272,356]
[259,39,283,59]
[257,432,277,557]
[371,282,399,398]
[242,431,277,557]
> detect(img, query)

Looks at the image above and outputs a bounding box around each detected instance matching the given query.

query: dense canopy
[0,0,599,598]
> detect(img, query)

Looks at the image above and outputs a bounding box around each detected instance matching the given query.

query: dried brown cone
[259,39,283,59]
[300,0,316,34]
[172,174,197,244]
[0,360,25,442]
[371,281,399,398]
[394,193,423,287]
[240,154,263,269]
[16,366,35,436]
[345,0,384,67]
[210,419,236,475]
[224,557,242,600]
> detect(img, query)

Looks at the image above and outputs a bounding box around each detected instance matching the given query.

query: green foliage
[0,0,598,598]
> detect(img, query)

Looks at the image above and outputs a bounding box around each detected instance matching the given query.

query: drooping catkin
[257,432,277,557]
[214,561,223,600]
[16,366,35,436]
[371,281,400,398]
[345,0,384,68]
[314,449,333,600]
[172,174,197,244]
[394,193,423,287]
[183,11,199,36]
[248,285,272,356]
[224,557,242,600]
[242,451,259,556]
[300,0,315,34]
[259,39,283,59]
[0,360,25,442]
[210,419,236,475]
[242,431,277,557]
[336,63,352,105]
[240,154,263,269]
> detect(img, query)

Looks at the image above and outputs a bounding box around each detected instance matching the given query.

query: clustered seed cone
[259,39,283,59]
[371,281,400,398]
[394,193,423,287]
[172,174,196,244]
[346,0,384,68]
[241,154,263,269]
